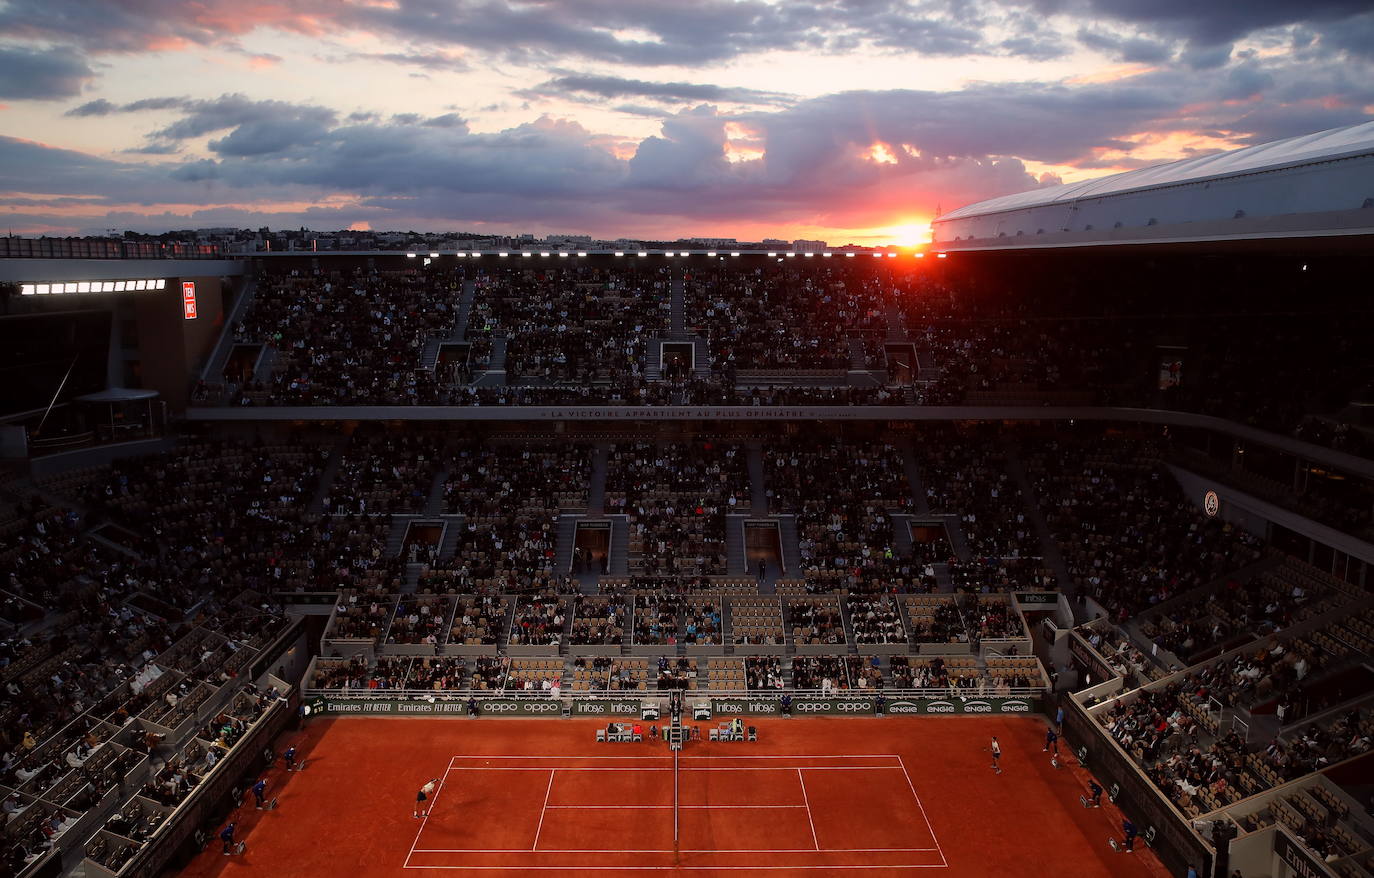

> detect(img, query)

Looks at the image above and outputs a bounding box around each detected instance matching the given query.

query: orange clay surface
[179,715,1169,877]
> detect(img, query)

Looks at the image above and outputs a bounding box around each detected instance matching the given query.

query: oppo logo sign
[835,702,870,712]
[796,702,830,713]
[481,702,519,712]
[523,702,560,713]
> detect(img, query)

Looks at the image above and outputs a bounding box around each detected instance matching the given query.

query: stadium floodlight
[846,252,855,258]
[101,282,114,292]
[614,251,624,256]
[664,251,674,257]
[936,252,947,258]
[577,251,587,257]
[558,251,569,257]
[706,251,716,257]
[540,251,550,257]
[871,252,883,258]
[429,252,440,258]
[787,252,796,257]
[20,284,34,295]
[406,252,417,258]
[156,279,166,289]
[78,282,91,293]
[803,252,813,257]
[915,253,925,259]
[823,252,832,257]
[730,251,740,257]
[115,281,127,291]
[36,284,50,295]
[638,251,648,257]
[887,252,897,258]
[455,252,467,257]
[498,252,509,257]
[134,280,147,290]
[767,252,777,257]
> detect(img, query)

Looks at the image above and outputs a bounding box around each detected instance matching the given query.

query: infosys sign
[886,698,1036,715]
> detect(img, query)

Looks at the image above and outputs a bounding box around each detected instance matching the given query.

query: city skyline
[1,0,1371,243]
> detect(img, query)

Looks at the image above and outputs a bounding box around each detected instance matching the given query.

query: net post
[673,745,680,854]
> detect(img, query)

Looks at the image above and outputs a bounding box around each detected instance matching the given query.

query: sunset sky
[1,0,1372,244]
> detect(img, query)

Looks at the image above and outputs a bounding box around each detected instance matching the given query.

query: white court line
[445,758,906,763]
[542,804,808,809]
[530,769,556,852]
[797,768,819,850]
[406,869,944,872]
[445,766,903,771]
[405,764,454,867]
[896,755,946,868]
[415,847,940,853]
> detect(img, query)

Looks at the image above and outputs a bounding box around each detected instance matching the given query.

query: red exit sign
[182,281,197,319]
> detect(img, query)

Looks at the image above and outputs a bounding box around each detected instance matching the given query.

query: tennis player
[415,778,440,818]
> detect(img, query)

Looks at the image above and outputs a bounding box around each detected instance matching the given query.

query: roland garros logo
[1204,490,1219,517]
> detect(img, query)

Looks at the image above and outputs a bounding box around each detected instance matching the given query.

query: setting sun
[873,221,933,248]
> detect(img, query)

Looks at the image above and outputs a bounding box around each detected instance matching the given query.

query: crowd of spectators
[1027,436,1262,619]
[606,441,746,577]
[686,263,884,371]
[508,594,567,646]
[767,439,914,591]
[227,268,462,406]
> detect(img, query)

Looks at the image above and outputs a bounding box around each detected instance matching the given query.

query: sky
[0,1,1372,245]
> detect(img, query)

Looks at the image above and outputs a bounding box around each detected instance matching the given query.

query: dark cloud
[343,50,470,72]
[1075,27,1172,63]
[526,75,793,106]
[66,98,115,116]
[0,45,93,99]
[1028,0,1371,46]
[153,94,337,148]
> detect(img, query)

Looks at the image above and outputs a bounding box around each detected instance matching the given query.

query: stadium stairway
[941,516,972,562]
[898,440,933,516]
[253,345,279,385]
[774,515,799,589]
[609,515,630,575]
[555,514,579,574]
[1001,443,1076,593]
[420,337,442,371]
[644,340,661,380]
[837,599,860,655]
[725,515,747,576]
[308,436,349,514]
[586,444,609,514]
[437,515,464,562]
[385,517,414,555]
[200,275,260,383]
[890,513,915,559]
[883,300,908,343]
[747,441,767,514]
[691,338,711,379]
[454,279,476,338]
[402,563,422,593]
[669,269,687,339]
[471,336,508,386]
[424,466,450,516]
[847,337,868,371]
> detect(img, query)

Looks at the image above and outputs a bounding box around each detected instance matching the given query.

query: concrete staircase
[438,516,464,562]
[747,441,767,515]
[586,444,610,514]
[725,515,747,575]
[424,467,450,516]
[1002,443,1075,592]
[308,437,349,514]
[385,517,412,556]
[555,514,580,574]
[609,516,630,576]
[669,270,687,340]
[454,280,476,338]
[883,301,908,343]
[898,440,933,516]
[201,276,260,382]
[775,515,799,586]
[472,337,507,386]
[691,338,711,378]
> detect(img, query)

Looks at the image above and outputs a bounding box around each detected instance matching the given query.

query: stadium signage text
[1014,591,1059,606]
[1274,827,1334,878]
[572,700,641,716]
[310,695,1040,717]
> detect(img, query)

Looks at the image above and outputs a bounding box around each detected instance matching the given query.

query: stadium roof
[932,122,1374,250]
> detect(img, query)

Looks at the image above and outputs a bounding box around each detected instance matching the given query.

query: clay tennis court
[181,715,1169,877]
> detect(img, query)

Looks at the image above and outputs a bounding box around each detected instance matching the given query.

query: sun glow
[873,221,933,247]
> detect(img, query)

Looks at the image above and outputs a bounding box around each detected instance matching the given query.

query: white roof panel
[939,122,1374,221]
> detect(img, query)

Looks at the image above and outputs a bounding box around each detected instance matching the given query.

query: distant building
[792,239,826,252]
